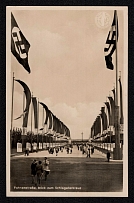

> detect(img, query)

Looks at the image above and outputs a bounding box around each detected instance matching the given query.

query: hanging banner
[15,80,31,127]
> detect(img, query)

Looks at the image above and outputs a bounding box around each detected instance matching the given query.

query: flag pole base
[113,148,122,160]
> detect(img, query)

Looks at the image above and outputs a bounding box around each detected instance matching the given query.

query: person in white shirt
[42,157,50,181]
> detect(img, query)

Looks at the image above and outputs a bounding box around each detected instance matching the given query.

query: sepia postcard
[6,6,128,197]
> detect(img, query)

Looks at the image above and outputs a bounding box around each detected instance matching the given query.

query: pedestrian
[88,146,90,158]
[25,147,29,156]
[25,148,27,156]
[91,146,93,154]
[79,145,81,151]
[48,148,51,154]
[52,147,54,154]
[31,160,37,184]
[31,144,33,153]
[70,147,72,154]
[92,146,94,153]
[36,146,38,153]
[85,146,88,157]
[82,145,85,154]
[67,147,69,154]
[61,147,63,152]
[84,145,86,154]
[107,150,110,162]
[35,160,43,186]
[42,157,50,181]
[56,148,58,156]
[86,149,88,158]
[77,145,79,150]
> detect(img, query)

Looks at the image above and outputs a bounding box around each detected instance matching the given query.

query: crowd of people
[77,143,94,158]
[26,142,111,162]
[27,143,96,158]
[31,157,50,187]
[30,144,111,187]
[25,144,72,157]
[48,145,73,156]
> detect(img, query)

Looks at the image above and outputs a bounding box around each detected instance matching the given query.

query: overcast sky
[9,7,125,139]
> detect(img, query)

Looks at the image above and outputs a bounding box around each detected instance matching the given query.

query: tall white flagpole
[115,10,118,106]
[21,90,25,152]
[114,10,121,160]
[31,92,33,152]
[42,107,44,149]
[37,98,39,147]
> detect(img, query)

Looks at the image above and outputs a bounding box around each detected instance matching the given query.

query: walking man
[31,159,37,184]
[88,146,90,158]
[107,150,110,162]
[35,161,43,186]
[56,148,58,156]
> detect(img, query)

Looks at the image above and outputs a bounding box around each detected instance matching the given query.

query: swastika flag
[104,10,118,70]
[11,13,31,73]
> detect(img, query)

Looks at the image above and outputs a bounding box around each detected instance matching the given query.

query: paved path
[10,156,123,192]
[15,145,107,159]
[11,146,123,192]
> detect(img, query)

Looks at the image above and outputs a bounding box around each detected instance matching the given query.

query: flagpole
[115,10,118,106]
[21,90,25,151]
[23,91,25,135]
[31,92,33,133]
[31,92,33,152]
[37,98,39,134]
[37,98,39,147]
[114,10,121,160]
[105,100,108,145]
[11,72,15,132]
[119,72,123,158]
[119,72,121,121]
[42,107,44,149]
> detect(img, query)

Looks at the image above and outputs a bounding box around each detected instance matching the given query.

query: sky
[8,7,126,139]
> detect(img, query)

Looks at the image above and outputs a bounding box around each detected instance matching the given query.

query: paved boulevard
[10,146,123,193]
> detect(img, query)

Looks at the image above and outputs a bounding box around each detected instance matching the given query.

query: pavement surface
[10,146,123,193]
[14,145,122,163]
[14,145,108,158]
